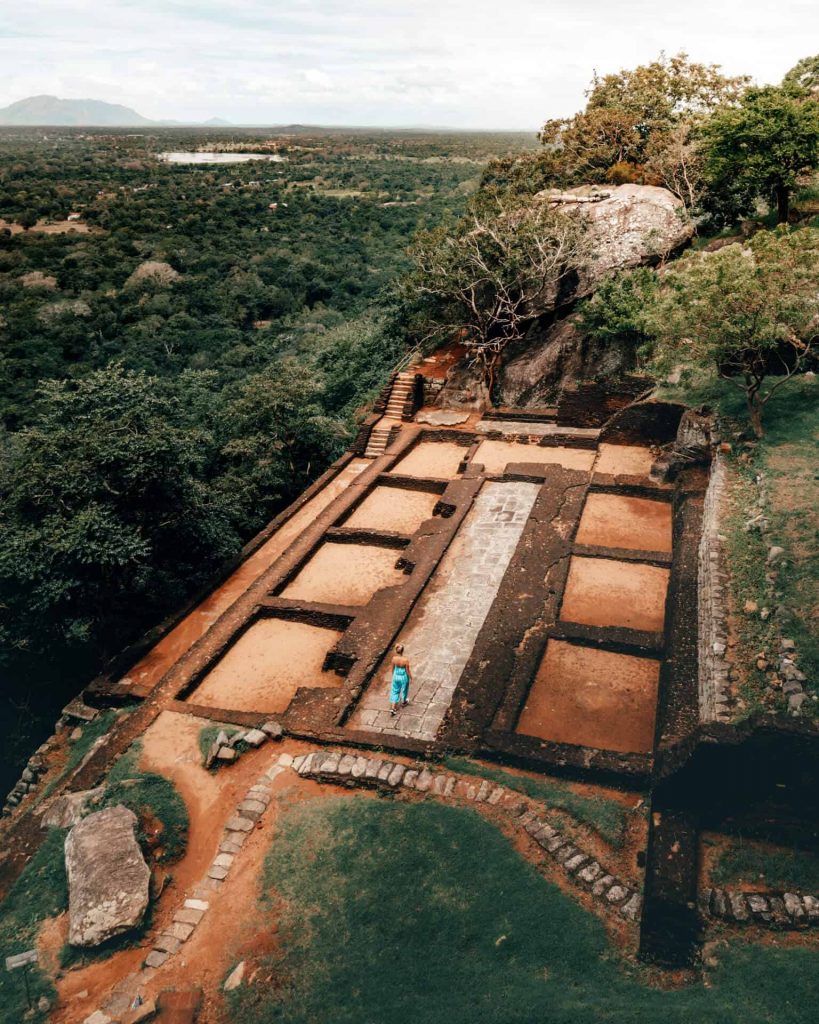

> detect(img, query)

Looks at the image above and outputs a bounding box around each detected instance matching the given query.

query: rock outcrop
[535,183,694,295]
[65,804,150,947]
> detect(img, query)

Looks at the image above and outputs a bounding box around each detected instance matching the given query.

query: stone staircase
[363,372,416,458]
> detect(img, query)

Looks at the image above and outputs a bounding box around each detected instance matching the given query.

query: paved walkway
[348,481,539,740]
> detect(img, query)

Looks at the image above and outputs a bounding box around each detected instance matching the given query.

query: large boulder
[65,804,150,947]
[535,184,693,297]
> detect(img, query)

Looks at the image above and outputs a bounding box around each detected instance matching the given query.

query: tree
[535,53,747,207]
[648,228,819,436]
[0,366,239,657]
[407,190,590,382]
[702,86,819,223]
[782,54,819,97]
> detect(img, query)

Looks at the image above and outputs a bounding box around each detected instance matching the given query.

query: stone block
[168,921,195,941]
[84,1012,114,1024]
[184,898,209,912]
[443,777,456,797]
[554,845,577,865]
[244,729,268,747]
[563,853,589,874]
[298,752,318,775]
[402,770,419,789]
[338,754,357,776]
[319,753,341,774]
[803,895,819,921]
[145,950,168,969]
[291,755,305,772]
[352,756,369,778]
[174,907,205,926]
[153,933,181,955]
[216,746,237,763]
[262,721,284,740]
[533,824,557,843]
[606,885,629,904]
[213,853,234,869]
[592,874,615,897]
[431,774,448,796]
[122,998,157,1024]
[246,787,272,804]
[544,833,566,853]
[265,766,284,783]
[577,862,603,885]
[475,780,492,803]
[365,759,383,780]
[387,764,406,787]
[783,893,806,923]
[238,799,267,820]
[225,815,254,833]
[488,787,504,805]
[276,753,294,767]
[620,893,641,921]
[747,894,770,917]
[710,889,728,917]
[728,892,750,922]
[208,864,229,881]
[377,762,395,782]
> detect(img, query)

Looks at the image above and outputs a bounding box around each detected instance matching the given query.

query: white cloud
[0,0,817,127]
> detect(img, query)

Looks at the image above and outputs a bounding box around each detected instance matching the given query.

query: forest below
[0,126,534,785]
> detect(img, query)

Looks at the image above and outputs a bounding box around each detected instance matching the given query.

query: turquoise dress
[390,664,410,703]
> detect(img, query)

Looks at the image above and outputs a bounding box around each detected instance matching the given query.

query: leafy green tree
[0,366,239,658]
[702,86,819,223]
[217,358,345,531]
[577,267,659,358]
[782,54,819,97]
[648,228,819,435]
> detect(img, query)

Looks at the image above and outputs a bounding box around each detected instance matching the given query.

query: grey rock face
[65,805,150,947]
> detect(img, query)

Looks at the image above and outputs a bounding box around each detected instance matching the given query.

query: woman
[389,643,412,716]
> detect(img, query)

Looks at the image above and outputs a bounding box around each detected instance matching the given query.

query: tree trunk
[747,392,764,437]
[775,184,790,224]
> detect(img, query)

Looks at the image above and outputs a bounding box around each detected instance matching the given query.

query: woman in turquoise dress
[389,644,413,716]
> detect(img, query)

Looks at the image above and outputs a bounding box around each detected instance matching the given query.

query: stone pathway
[348,481,539,740]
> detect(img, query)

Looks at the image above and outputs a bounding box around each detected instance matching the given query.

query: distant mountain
[203,117,232,127]
[0,95,153,126]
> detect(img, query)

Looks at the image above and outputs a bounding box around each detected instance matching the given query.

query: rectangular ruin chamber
[471,439,595,475]
[516,639,661,754]
[575,493,672,554]
[389,441,466,479]
[187,618,343,713]
[594,443,657,478]
[560,555,669,634]
[280,541,406,606]
[343,486,439,535]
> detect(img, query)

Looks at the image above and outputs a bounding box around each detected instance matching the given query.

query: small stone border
[291,750,642,923]
[702,888,819,930]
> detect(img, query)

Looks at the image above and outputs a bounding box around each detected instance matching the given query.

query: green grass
[198,722,245,767]
[226,796,819,1024]
[443,755,629,847]
[712,838,819,893]
[99,741,189,863]
[0,829,67,1022]
[37,709,121,802]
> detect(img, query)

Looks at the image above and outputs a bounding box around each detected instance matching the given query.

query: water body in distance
[158,152,286,164]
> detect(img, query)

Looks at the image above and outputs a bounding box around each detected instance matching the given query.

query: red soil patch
[560,556,669,633]
[188,620,343,713]
[389,441,466,479]
[343,486,439,534]
[517,640,661,753]
[575,493,672,554]
[122,460,367,697]
[281,541,406,606]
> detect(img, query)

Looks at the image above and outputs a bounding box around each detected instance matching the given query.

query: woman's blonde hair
[395,643,404,654]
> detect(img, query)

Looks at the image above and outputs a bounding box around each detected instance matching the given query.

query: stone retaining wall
[698,454,732,722]
[702,887,819,929]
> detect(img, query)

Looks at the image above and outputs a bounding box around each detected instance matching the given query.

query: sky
[0,0,817,129]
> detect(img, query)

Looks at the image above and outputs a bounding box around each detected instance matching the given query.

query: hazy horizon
[1,1,818,130]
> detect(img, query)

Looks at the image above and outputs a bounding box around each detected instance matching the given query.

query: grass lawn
[443,755,629,847]
[659,374,818,715]
[711,837,819,893]
[227,796,819,1024]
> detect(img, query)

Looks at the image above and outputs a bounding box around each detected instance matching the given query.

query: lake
[159,151,286,164]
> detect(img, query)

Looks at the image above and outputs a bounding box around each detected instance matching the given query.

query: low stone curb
[289,750,642,923]
[702,888,819,930]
